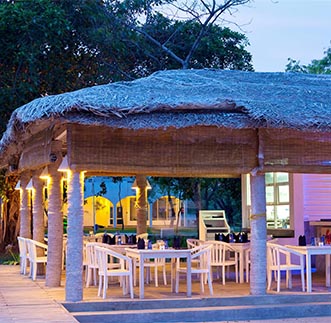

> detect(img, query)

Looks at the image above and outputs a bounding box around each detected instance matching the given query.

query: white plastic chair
[85,242,110,287]
[205,240,238,285]
[95,246,134,299]
[17,236,29,275]
[267,242,305,292]
[245,248,251,283]
[175,243,213,295]
[85,242,99,287]
[186,239,204,271]
[85,242,121,287]
[186,238,203,249]
[25,238,48,281]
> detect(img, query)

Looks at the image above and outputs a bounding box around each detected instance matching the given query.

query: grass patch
[0,244,19,265]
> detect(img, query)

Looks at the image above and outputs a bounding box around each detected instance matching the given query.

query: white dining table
[286,245,331,293]
[125,248,192,299]
[230,242,250,283]
[108,244,135,254]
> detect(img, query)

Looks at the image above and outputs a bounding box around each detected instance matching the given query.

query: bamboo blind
[68,124,258,177]
[261,129,331,173]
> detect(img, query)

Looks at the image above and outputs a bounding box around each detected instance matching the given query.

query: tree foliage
[132,16,253,73]
[0,0,103,133]
[150,177,242,228]
[286,46,331,74]
[117,0,253,69]
[200,178,241,227]
[0,0,253,134]
[0,169,19,249]
[0,0,253,246]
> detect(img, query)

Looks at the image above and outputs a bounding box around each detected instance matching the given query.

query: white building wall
[281,174,304,246]
[264,173,331,246]
[303,174,331,222]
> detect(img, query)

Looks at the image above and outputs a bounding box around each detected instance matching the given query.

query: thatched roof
[1,68,331,170]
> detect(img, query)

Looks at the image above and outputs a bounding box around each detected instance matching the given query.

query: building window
[152,196,179,222]
[244,172,291,229]
[265,173,290,228]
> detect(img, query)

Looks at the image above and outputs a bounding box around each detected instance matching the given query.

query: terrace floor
[2,264,331,322]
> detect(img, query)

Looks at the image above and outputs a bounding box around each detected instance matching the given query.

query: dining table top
[286,244,331,254]
[124,247,191,257]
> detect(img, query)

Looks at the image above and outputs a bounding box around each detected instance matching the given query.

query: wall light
[26,179,34,190]
[14,180,21,190]
[40,166,50,181]
[58,155,69,172]
[131,179,152,190]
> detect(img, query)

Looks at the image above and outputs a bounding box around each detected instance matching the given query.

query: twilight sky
[225,0,331,72]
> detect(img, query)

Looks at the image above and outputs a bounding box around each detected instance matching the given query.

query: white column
[65,170,84,302]
[46,161,63,287]
[250,173,267,295]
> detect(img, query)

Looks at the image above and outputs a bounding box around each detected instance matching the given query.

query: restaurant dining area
[9,229,331,322]
[1,69,331,320]
[15,225,331,300]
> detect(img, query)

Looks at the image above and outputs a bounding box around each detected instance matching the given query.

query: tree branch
[130,24,186,68]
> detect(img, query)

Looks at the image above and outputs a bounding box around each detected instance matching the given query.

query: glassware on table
[148,240,152,249]
[156,240,165,249]
[164,240,169,249]
[311,237,316,246]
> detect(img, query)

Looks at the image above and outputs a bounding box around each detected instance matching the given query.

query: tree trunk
[135,175,148,235]
[249,173,267,295]
[32,173,44,242]
[20,172,31,238]
[0,177,20,250]
[46,160,64,287]
[32,172,46,275]
[168,192,176,228]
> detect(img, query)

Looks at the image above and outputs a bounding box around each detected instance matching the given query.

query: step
[63,294,331,312]
[63,295,331,322]
[69,302,331,323]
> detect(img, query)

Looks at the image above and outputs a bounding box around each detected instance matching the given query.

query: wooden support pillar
[46,153,64,287]
[135,175,148,235]
[65,170,84,302]
[20,172,31,238]
[249,173,267,295]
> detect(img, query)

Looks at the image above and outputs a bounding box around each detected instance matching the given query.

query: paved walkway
[0,265,78,323]
[1,264,331,323]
